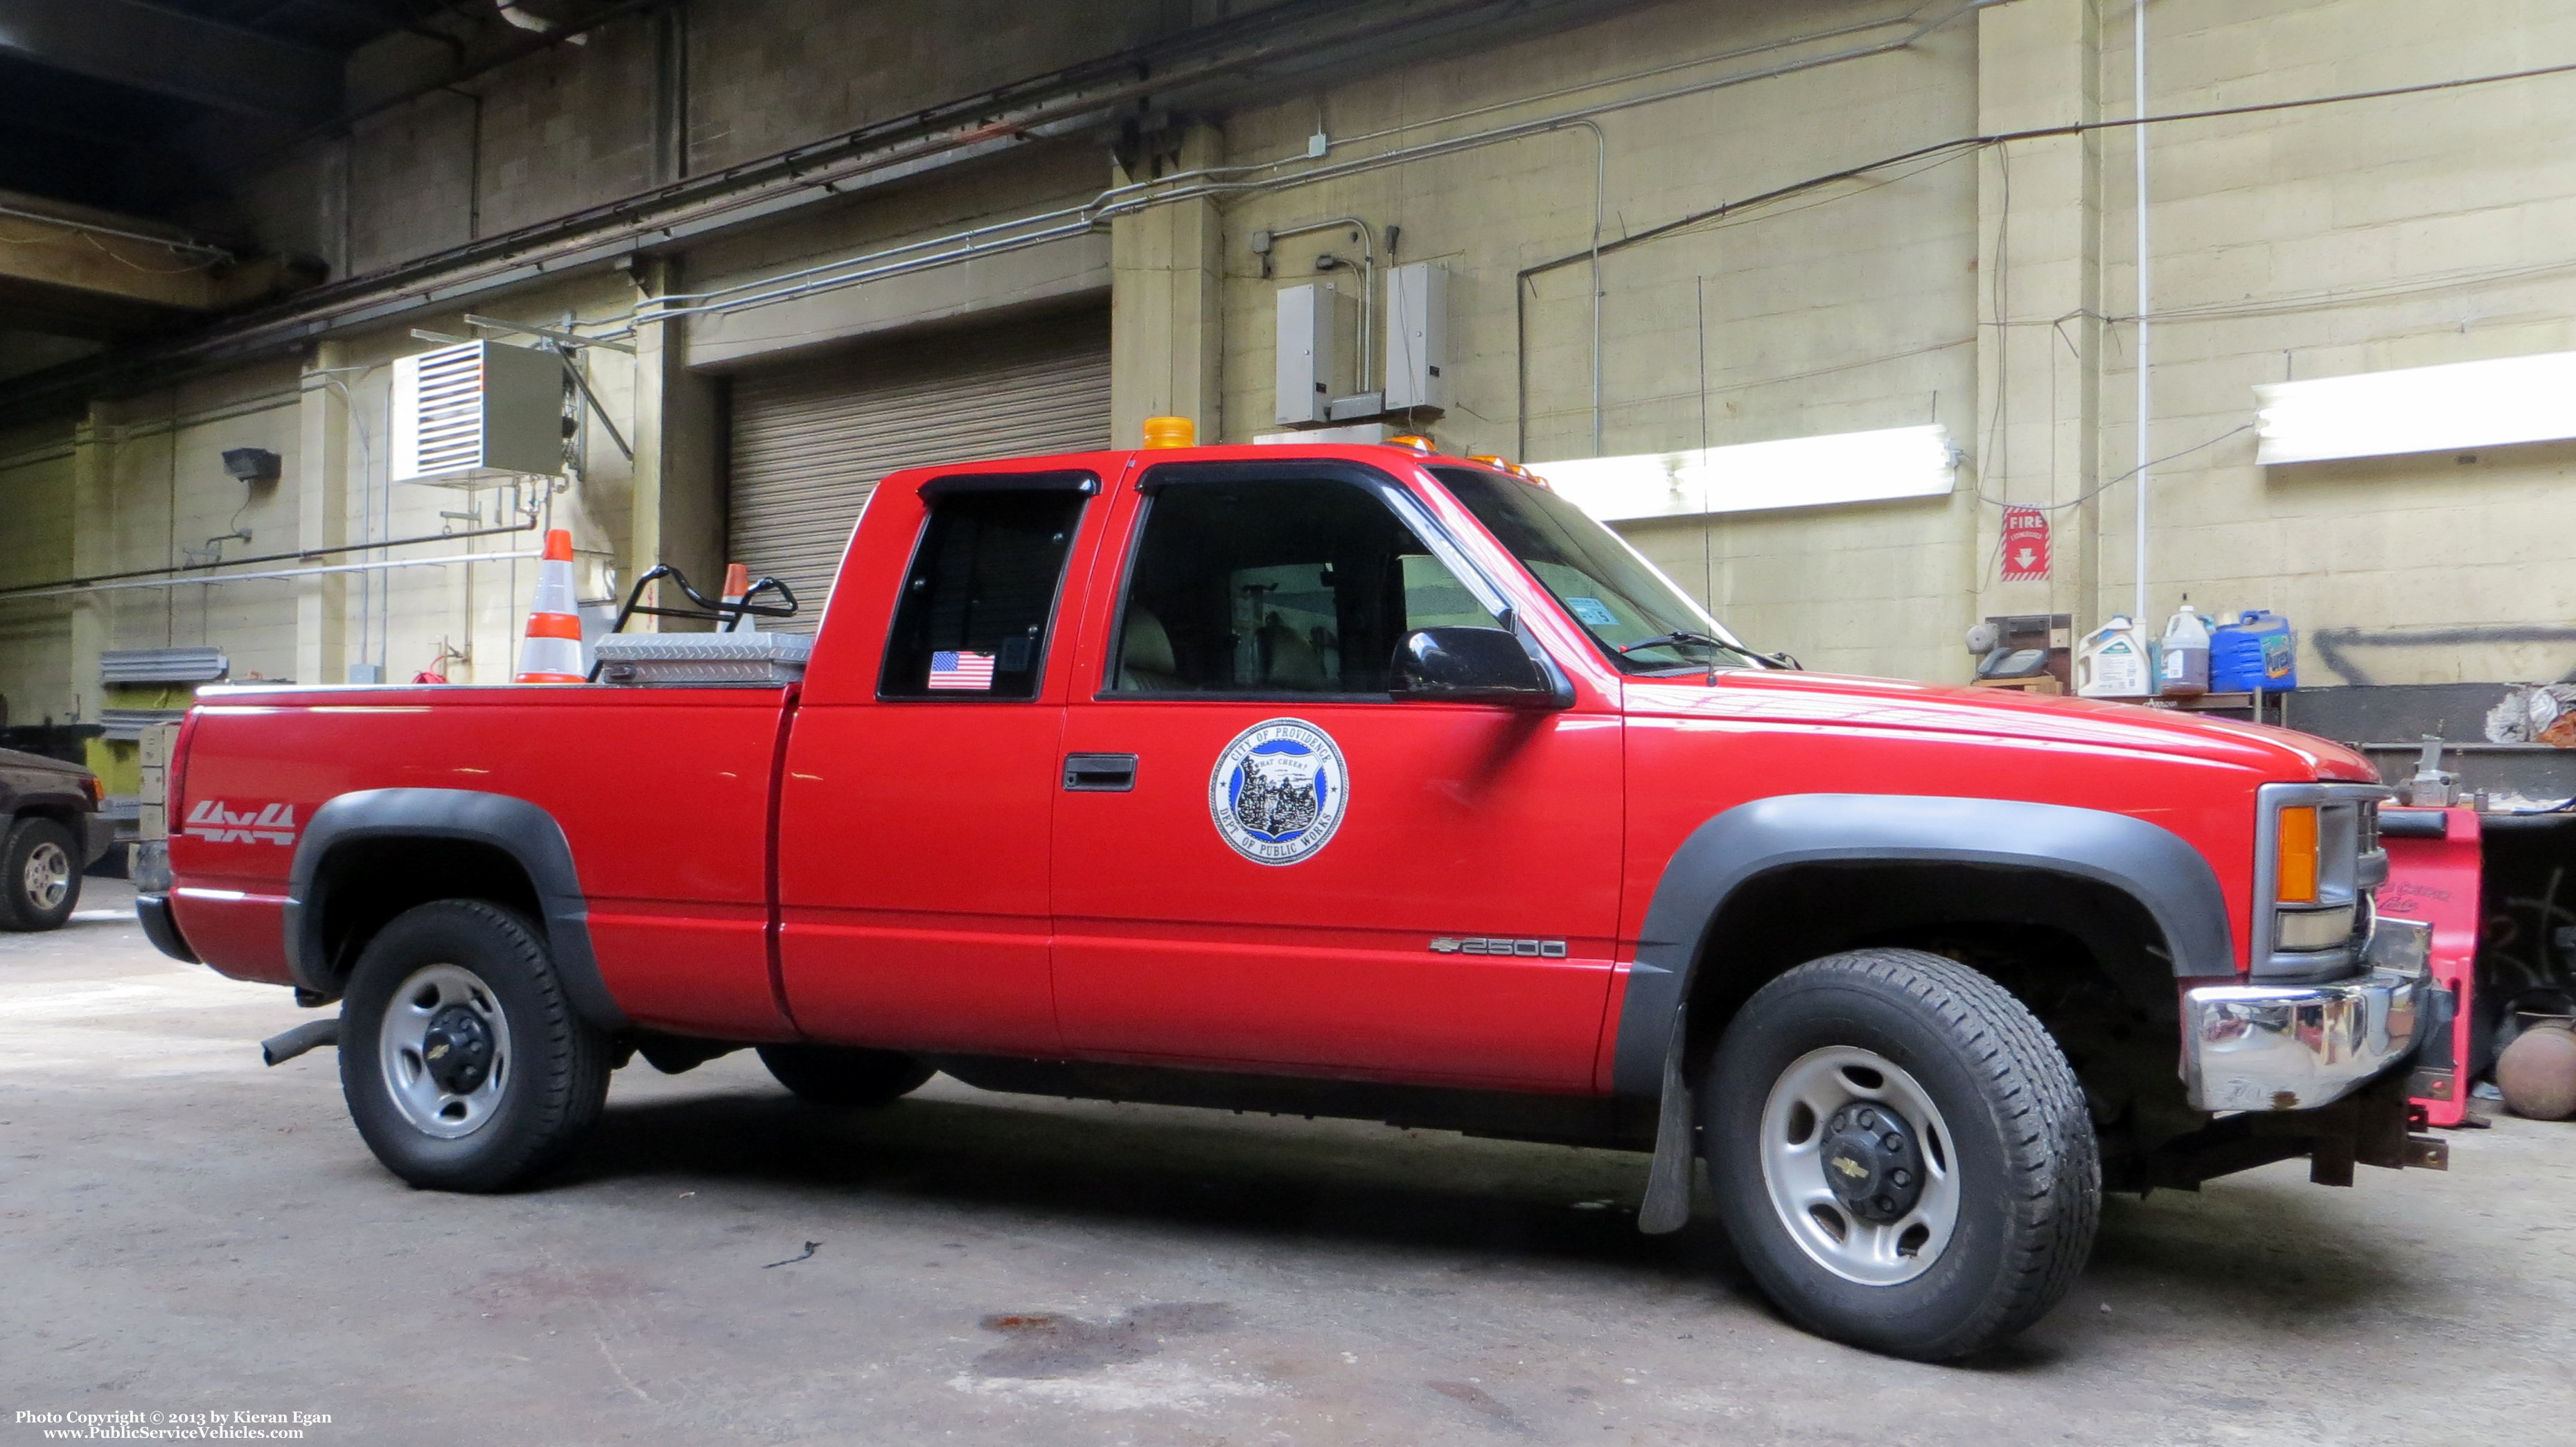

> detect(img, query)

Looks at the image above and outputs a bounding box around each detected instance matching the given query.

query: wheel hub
[1819,1103,1925,1225]
[24,841,70,911]
[421,1005,495,1094]
[1760,1042,1960,1286]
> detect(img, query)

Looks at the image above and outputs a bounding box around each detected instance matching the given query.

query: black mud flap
[1637,1016,1695,1234]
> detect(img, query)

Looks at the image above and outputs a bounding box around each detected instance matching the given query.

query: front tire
[757,1043,935,1108]
[1,816,81,931]
[1706,949,2099,1360]
[339,900,610,1191]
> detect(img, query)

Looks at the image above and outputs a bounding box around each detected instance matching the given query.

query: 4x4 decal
[184,800,298,846]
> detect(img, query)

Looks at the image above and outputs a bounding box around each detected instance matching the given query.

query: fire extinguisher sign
[2000,508,2051,580]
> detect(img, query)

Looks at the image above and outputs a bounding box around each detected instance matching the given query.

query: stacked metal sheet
[100,648,229,684]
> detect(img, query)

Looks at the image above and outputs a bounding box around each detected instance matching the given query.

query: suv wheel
[1,817,82,932]
[1705,948,2099,1360]
[757,1043,935,1107]
[339,900,610,1191]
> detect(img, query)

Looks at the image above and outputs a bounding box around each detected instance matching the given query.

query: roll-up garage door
[725,306,1111,630]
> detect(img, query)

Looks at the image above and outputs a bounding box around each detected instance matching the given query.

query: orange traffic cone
[514,529,585,682]
[719,562,754,633]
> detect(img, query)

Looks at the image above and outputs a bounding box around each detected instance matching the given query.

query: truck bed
[170,683,796,1039]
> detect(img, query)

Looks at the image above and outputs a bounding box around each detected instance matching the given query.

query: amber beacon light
[1142,416,1195,449]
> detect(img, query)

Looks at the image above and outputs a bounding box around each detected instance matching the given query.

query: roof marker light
[1142,416,1195,449]
[1388,434,1436,454]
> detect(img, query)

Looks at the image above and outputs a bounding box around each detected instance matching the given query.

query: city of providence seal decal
[1208,718,1349,864]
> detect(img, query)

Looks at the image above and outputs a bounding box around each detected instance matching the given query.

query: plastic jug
[2160,602,2212,698]
[2076,616,2156,698]
[2210,610,2297,693]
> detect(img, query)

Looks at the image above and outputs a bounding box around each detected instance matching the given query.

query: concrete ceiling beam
[0,0,343,120]
[0,202,309,336]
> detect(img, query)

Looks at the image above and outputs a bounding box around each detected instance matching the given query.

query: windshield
[1431,466,1767,673]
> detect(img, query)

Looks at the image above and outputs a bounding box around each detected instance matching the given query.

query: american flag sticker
[928,650,998,691]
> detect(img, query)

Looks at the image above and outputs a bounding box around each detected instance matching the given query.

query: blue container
[2211,610,2296,693]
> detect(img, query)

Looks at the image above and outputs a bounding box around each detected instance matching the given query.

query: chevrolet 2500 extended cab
[135,438,2445,1359]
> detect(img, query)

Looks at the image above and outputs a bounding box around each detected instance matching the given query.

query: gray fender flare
[283,788,627,1031]
[1622,792,2232,1232]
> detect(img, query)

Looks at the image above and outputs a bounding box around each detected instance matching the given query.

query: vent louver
[390,340,567,484]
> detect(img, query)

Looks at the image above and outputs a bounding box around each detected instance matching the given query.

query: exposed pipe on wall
[2132,0,2153,628]
[2,549,542,601]
[0,516,539,599]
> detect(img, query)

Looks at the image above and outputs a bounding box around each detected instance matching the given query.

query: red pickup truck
[135,436,2444,1360]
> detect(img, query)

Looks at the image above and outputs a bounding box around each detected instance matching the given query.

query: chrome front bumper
[2182,917,2432,1112]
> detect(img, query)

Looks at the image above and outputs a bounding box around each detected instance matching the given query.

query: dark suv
[0,746,112,931]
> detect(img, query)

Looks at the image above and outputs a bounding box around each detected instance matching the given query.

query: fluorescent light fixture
[2255,350,2576,464]
[1528,425,1957,522]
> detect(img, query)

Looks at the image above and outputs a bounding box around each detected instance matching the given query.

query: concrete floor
[8,885,2575,1446]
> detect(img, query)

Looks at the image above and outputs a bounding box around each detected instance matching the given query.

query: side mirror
[1388,628,1563,707]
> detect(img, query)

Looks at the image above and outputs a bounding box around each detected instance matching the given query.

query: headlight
[2253,783,2386,980]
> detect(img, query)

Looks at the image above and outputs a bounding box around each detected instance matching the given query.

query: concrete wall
[684,1,1197,175]
[1206,0,1984,677]
[0,420,78,725]
[2081,0,2576,685]
[276,1,1237,278]
[1203,0,2576,684]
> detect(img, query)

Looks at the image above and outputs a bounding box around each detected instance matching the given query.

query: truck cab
[139,434,2442,1360]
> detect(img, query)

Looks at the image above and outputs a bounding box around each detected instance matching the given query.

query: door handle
[1063,752,1138,792]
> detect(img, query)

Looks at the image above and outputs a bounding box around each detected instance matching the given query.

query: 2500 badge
[1429,936,1570,958]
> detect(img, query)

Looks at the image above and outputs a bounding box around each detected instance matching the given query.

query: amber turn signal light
[2275,806,2320,903]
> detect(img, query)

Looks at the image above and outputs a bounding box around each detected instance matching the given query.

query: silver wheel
[1758,1045,1960,1286]
[378,963,512,1139]
[21,840,71,912]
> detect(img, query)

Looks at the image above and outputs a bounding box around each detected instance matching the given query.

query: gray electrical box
[1274,282,1357,427]
[1382,262,1448,411]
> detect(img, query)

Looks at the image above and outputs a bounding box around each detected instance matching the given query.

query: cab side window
[1109,477,1490,695]
[879,486,1087,700]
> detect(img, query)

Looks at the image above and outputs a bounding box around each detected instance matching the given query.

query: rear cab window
[878,474,1095,700]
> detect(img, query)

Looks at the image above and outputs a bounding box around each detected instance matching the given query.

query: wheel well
[1680,860,2190,1163]
[10,805,80,833]
[312,837,544,989]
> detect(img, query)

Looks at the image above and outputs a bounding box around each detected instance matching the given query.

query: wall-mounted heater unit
[390,340,565,484]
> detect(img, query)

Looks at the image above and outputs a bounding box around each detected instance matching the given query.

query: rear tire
[1705,948,2099,1360]
[757,1043,935,1108]
[1,816,81,932]
[339,900,610,1191]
